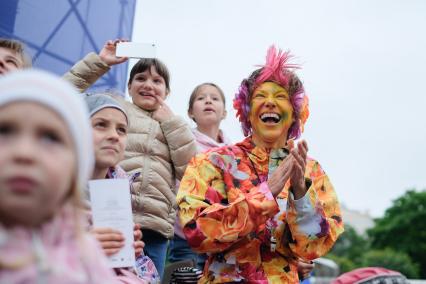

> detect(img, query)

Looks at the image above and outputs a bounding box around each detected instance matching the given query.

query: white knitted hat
[0,69,94,189]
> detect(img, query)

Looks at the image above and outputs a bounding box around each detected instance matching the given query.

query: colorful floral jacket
[174,128,231,239]
[177,137,344,283]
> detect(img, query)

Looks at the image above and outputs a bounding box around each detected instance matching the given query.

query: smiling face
[0,102,76,227]
[249,82,294,148]
[188,84,226,128]
[0,47,24,76]
[91,108,127,172]
[128,65,168,111]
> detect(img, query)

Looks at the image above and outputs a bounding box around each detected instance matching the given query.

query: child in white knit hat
[0,69,119,283]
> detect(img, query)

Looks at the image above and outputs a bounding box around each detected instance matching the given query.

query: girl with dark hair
[63,39,197,278]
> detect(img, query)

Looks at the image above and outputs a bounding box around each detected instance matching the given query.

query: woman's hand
[289,140,308,199]
[152,95,174,123]
[267,140,309,198]
[267,154,294,197]
[133,223,145,257]
[91,227,125,256]
[99,39,129,66]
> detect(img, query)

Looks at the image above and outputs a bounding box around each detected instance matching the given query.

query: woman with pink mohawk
[177,46,343,283]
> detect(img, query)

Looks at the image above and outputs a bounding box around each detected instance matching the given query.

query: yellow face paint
[249,82,293,148]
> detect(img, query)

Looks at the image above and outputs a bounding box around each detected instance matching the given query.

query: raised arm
[63,39,128,92]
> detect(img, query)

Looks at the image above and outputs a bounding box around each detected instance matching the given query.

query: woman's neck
[252,134,287,150]
[92,167,109,180]
[197,124,222,143]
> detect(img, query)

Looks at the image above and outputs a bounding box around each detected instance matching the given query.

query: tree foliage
[326,189,426,279]
[367,189,426,278]
[361,249,419,279]
[329,224,369,264]
[326,254,356,274]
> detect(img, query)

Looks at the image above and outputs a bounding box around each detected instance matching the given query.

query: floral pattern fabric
[177,137,344,283]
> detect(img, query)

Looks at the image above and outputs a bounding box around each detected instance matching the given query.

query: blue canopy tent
[0,0,136,92]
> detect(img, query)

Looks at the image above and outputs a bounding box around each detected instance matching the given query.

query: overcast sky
[130,0,426,217]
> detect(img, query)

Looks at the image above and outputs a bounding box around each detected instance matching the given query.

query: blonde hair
[188,82,226,122]
[0,38,32,68]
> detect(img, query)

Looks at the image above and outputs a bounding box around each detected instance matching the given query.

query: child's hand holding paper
[89,179,135,268]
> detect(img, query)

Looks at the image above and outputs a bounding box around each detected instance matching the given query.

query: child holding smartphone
[64,39,197,278]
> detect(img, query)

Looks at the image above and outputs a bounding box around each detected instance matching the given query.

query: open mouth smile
[138,92,156,99]
[260,112,281,124]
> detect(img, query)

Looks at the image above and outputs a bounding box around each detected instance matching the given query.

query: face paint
[249,82,294,148]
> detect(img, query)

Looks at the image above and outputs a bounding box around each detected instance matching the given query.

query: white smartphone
[116,42,157,59]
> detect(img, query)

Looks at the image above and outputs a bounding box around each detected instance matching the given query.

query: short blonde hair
[0,38,32,68]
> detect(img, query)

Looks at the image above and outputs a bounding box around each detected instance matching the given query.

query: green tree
[329,224,369,264]
[326,254,356,274]
[361,249,419,279]
[326,224,369,273]
[367,189,426,278]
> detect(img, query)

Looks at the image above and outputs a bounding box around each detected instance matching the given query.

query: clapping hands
[268,140,309,199]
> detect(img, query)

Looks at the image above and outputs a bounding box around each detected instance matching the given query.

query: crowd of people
[0,37,344,283]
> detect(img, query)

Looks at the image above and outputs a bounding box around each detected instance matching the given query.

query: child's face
[91,108,127,171]
[0,47,24,76]
[189,85,226,128]
[0,102,76,227]
[128,66,168,111]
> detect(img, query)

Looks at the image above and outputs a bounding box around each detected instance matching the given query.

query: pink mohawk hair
[254,46,299,87]
[233,45,309,140]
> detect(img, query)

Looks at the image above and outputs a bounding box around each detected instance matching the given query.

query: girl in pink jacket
[169,83,231,271]
[0,70,119,284]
